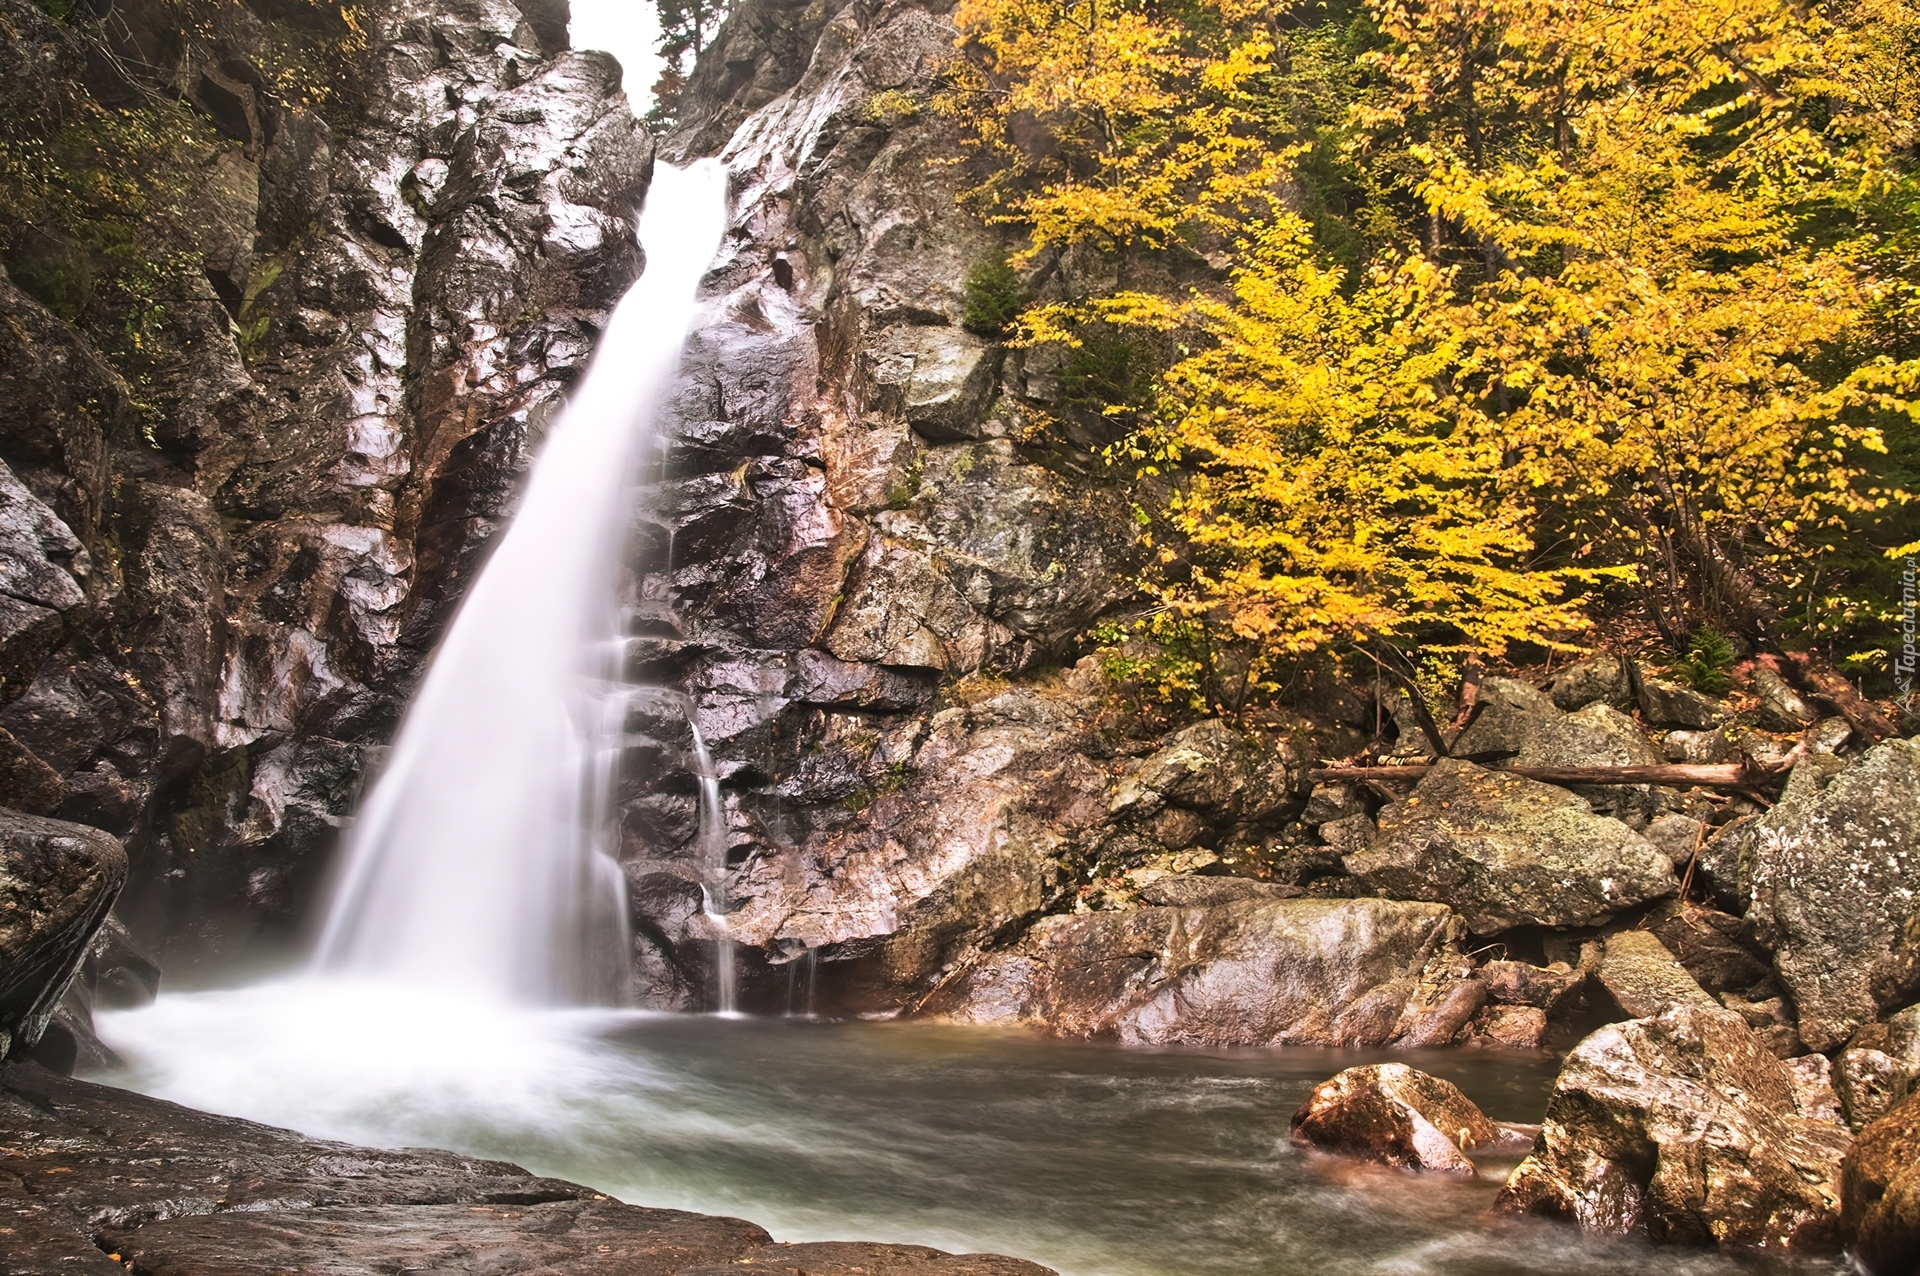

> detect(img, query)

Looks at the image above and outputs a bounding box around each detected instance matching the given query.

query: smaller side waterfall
[315,161,731,1005]
[686,711,736,1014]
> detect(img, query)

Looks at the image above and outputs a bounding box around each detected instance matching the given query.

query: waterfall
[314,161,731,1005]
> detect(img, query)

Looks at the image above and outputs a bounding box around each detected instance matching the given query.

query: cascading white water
[315,160,731,1005]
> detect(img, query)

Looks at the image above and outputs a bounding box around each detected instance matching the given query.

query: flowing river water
[94,991,1844,1276]
[86,158,1846,1276]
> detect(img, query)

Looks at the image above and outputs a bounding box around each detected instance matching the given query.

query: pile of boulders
[1260,657,1920,1271]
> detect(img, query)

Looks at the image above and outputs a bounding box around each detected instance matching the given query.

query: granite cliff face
[0,0,651,971]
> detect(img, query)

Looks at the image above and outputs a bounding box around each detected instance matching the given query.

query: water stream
[96,1003,1843,1276]
[315,160,729,1005]
[84,157,1847,1276]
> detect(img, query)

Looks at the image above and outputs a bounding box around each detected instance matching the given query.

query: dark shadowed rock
[0,810,125,1062]
[0,1062,1055,1276]
[1745,737,1920,1051]
[931,897,1463,1047]
[1844,1087,1920,1276]
[1289,1063,1500,1174]
[1495,1003,1849,1251]
[1346,760,1674,932]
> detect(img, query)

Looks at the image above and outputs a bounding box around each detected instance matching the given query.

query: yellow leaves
[942,0,1282,256]
[953,0,1918,691]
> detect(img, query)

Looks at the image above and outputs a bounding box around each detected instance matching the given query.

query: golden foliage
[944,0,1920,696]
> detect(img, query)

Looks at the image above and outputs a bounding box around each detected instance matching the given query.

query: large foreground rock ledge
[0,1063,1054,1276]
[1494,1003,1849,1251]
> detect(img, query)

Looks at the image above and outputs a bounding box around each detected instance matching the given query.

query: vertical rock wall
[0,0,652,971]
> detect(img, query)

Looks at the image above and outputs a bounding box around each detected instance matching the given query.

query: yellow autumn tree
[939,0,1287,256]
[945,0,1920,701]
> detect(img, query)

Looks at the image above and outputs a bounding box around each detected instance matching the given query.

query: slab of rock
[0,1062,1055,1276]
[1479,960,1586,1012]
[1346,760,1674,933]
[1495,1003,1850,1250]
[1289,1064,1500,1174]
[1638,899,1773,998]
[1594,930,1716,1019]
[1466,1004,1551,1049]
[1453,677,1661,769]
[1642,814,1704,867]
[1837,1048,1914,1132]
[1638,679,1730,729]
[1752,665,1817,732]
[871,327,1003,442]
[1663,728,1735,764]
[1316,811,1375,856]
[1844,1087,1920,1276]
[1108,717,1307,825]
[1134,875,1300,908]
[0,809,125,1061]
[1546,656,1631,710]
[1838,1005,1920,1130]
[1745,737,1920,1050]
[931,897,1461,1047]
[1303,781,1365,825]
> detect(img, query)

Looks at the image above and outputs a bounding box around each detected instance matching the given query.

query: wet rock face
[0,811,125,1061]
[1345,760,1675,933]
[606,0,1174,1011]
[1495,1003,1850,1251]
[0,1062,1056,1276]
[1289,1063,1500,1174]
[1743,737,1920,1051]
[0,0,652,971]
[928,897,1464,1047]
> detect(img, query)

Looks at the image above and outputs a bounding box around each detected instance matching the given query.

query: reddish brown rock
[1843,1087,1920,1276]
[1495,1003,1850,1251]
[1290,1064,1499,1174]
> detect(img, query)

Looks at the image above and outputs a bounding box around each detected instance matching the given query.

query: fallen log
[1785,656,1895,744]
[1308,761,1790,789]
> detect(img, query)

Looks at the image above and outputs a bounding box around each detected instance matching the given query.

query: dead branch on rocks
[1308,759,1793,791]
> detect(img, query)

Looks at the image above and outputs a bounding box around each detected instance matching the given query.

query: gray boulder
[1752,665,1817,731]
[1638,679,1729,729]
[1839,1005,1920,1131]
[0,809,126,1062]
[1454,677,1661,768]
[1108,718,1307,826]
[1545,656,1631,710]
[1496,1003,1849,1250]
[1745,737,1920,1050]
[1346,760,1675,932]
